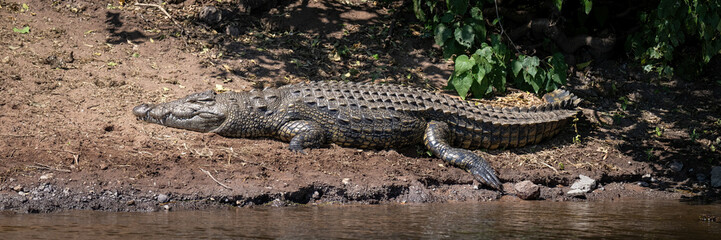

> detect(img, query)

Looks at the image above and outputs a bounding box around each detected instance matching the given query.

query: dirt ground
[1,0,720,213]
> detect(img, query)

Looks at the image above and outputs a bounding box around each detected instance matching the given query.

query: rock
[311,191,321,199]
[39,173,54,180]
[566,174,597,197]
[162,204,171,211]
[199,6,222,25]
[711,166,721,188]
[226,25,240,37]
[342,178,351,185]
[669,161,683,172]
[514,181,540,200]
[637,181,649,187]
[269,199,287,207]
[12,185,23,192]
[157,194,169,203]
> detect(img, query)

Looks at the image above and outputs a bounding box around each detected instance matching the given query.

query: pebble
[162,205,171,211]
[39,173,54,180]
[669,161,683,172]
[711,166,721,188]
[342,178,351,185]
[12,185,23,192]
[199,6,222,25]
[567,175,597,197]
[226,26,240,37]
[514,181,540,200]
[157,194,169,203]
[637,181,649,187]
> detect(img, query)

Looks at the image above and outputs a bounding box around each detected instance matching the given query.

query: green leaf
[523,56,540,77]
[412,0,425,22]
[13,26,30,34]
[454,55,475,74]
[442,38,460,59]
[440,12,455,23]
[470,77,491,98]
[549,53,568,86]
[491,68,506,92]
[511,57,524,77]
[582,0,592,14]
[554,0,563,11]
[413,0,426,22]
[450,72,473,99]
[454,25,475,48]
[470,7,483,21]
[447,0,468,16]
[434,23,453,46]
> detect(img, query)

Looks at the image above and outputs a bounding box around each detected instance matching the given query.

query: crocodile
[133,82,581,190]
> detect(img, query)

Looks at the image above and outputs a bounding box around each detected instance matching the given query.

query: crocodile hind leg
[423,121,503,190]
[278,120,327,153]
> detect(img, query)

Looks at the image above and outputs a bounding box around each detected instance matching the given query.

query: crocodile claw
[288,145,308,155]
[470,167,503,191]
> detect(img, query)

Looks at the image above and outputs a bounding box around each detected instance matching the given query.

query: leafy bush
[627,0,721,77]
[413,0,569,99]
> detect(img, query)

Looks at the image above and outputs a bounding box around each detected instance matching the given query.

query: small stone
[637,181,649,187]
[342,178,351,185]
[126,200,136,206]
[514,180,540,200]
[270,199,286,207]
[99,164,109,170]
[311,191,321,199]
[226,26,240,37]
[711,166,721,188]
[12,185,23,192]
[199,6,222,25]
[567,174,597,197]
[162,204,171,211]
[669,161,683,172]
[157,194,169,203]
[39,173,54,180]
[566,189,587,197]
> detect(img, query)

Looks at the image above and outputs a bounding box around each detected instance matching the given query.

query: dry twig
[540,161,559,174]
[28,163,72,172]
[200,168,233,190]
[134,2,185,34]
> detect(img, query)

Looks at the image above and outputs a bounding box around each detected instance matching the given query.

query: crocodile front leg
[423,121,503,190]
[278,120,327,153]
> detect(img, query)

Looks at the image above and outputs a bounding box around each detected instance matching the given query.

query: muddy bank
[1,0,719,213]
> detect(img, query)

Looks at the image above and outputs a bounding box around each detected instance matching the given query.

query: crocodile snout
[132,104,152,118]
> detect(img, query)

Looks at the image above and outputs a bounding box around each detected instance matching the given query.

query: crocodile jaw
[133,91,227,133]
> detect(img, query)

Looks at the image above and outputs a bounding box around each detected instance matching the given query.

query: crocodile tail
[542,89,581,108]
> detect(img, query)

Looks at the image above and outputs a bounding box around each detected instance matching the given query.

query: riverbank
[1,0,719,213]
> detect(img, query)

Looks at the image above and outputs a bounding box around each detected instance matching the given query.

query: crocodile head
[133,90,227,133]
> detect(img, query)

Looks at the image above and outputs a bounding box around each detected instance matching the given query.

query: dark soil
[1,0,719,213]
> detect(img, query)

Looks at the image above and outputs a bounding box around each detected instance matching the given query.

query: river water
[1,200,719,239]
